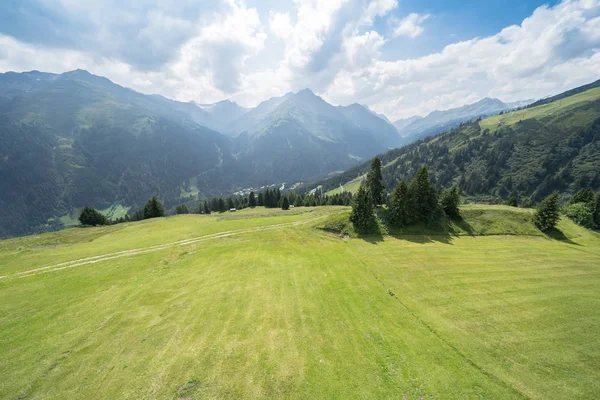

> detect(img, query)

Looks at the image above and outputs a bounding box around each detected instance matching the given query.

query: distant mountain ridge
[393,97,534,143]
[0,69,402,238]
[316,80,600,203]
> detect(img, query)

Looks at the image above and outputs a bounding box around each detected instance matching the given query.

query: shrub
[564,202,594,228]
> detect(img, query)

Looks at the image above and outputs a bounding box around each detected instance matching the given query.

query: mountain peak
[296,88,317,97]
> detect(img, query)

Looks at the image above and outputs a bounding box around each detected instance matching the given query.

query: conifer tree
[389,180,411,226]
[441,185,461,219]
[366,157,384,206]
[218,198,226,213]
[409,166,439,223]
[203,201,211,215]
[175,204,189,214]
[508,196,518,207]
[593,193,600,229]
[258,192,264,206]
[350,185,376,232]
[570,188,595,206]
[281,196,290,210]
[79,207,108,226]
[534,192,560,231]
[143,197,165,219]
[249,191,257,207]
[227,197,235,210]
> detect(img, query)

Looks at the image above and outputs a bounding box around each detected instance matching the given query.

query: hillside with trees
[318,82,600,204]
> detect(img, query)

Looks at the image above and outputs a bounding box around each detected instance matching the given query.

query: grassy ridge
[481,86,600,131]
[1,206,599,399]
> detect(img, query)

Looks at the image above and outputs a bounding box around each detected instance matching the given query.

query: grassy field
[480,86,600,131]
[1,206,599,399]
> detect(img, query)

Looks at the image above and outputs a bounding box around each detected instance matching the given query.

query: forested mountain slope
[393,97,516,143]
[319,83,600,202]
[0,70,247,238]
[233,89,403,183]
[0,70,403,238]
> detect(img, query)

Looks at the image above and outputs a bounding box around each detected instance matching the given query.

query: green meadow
[1,206,599,399]
[480,86,600,131]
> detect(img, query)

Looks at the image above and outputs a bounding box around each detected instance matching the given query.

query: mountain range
[318,80,600,203]
[392,97,534,143]
[0,69,403,237]
[1,68,596,239]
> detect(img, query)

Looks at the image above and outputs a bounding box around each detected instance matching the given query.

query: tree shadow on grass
[357,216,475,245]
[544,227,581,246]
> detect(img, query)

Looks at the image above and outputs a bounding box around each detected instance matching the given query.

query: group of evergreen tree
[562,188,600,229]
[533,188,600,231]
[78,207,108,226]
[350,159,461,232]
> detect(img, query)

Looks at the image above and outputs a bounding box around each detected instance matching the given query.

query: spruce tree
[508,196,518,207]
[570,188,595,206]
[143,197,165,219]
[203,201,211,215]
[258,192,264,207]
[534,192,560,231]
[593,193,600,229]
[218,198,226,213]
[249,191,257,207]
[409,166,439,223]
[175,204,189,214]
[79,207,108,226]
[227,197,235,210]
[281,196,290,210]
[441,185,461,219]
[389,180,411,227]
[366,157,384,206]
[350,185,376,232]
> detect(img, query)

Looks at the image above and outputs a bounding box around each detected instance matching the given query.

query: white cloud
[391,13,430,38]
[323,0,600,119]
[269,11,293,40]
[1,0,600,121]
[362,0,398,26]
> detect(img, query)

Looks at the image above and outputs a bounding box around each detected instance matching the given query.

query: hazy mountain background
[392,97,535,143]
[0,70,402,237]
[1,68,596,239]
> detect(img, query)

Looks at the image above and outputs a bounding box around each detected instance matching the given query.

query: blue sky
[0,0,598,120]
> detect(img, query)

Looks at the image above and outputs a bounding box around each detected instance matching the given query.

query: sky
[0,0,599,120]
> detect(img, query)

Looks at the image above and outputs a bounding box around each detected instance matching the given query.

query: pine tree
[409,166,439,223]
[227,197,235,210]
[441,185,461,219]
[366,157,384,206]
[218,198,226,213]
[593,193,600,229]
[534,192,560,231]
[281,196,290,210]
[249,191,257,207]
[350,185,376,232]
[570,188,595,206]
[175,204,189,214]
[143,197,165,219]
[79,207,108,226]
[389,180,411,227]
[203,201,211,215]
[508,196,518,207]
[258,192,264,206]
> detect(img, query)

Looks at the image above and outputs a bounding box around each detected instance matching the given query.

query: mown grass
[1,205,599,399]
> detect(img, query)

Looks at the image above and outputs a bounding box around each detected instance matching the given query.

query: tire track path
[3,216,326,280]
